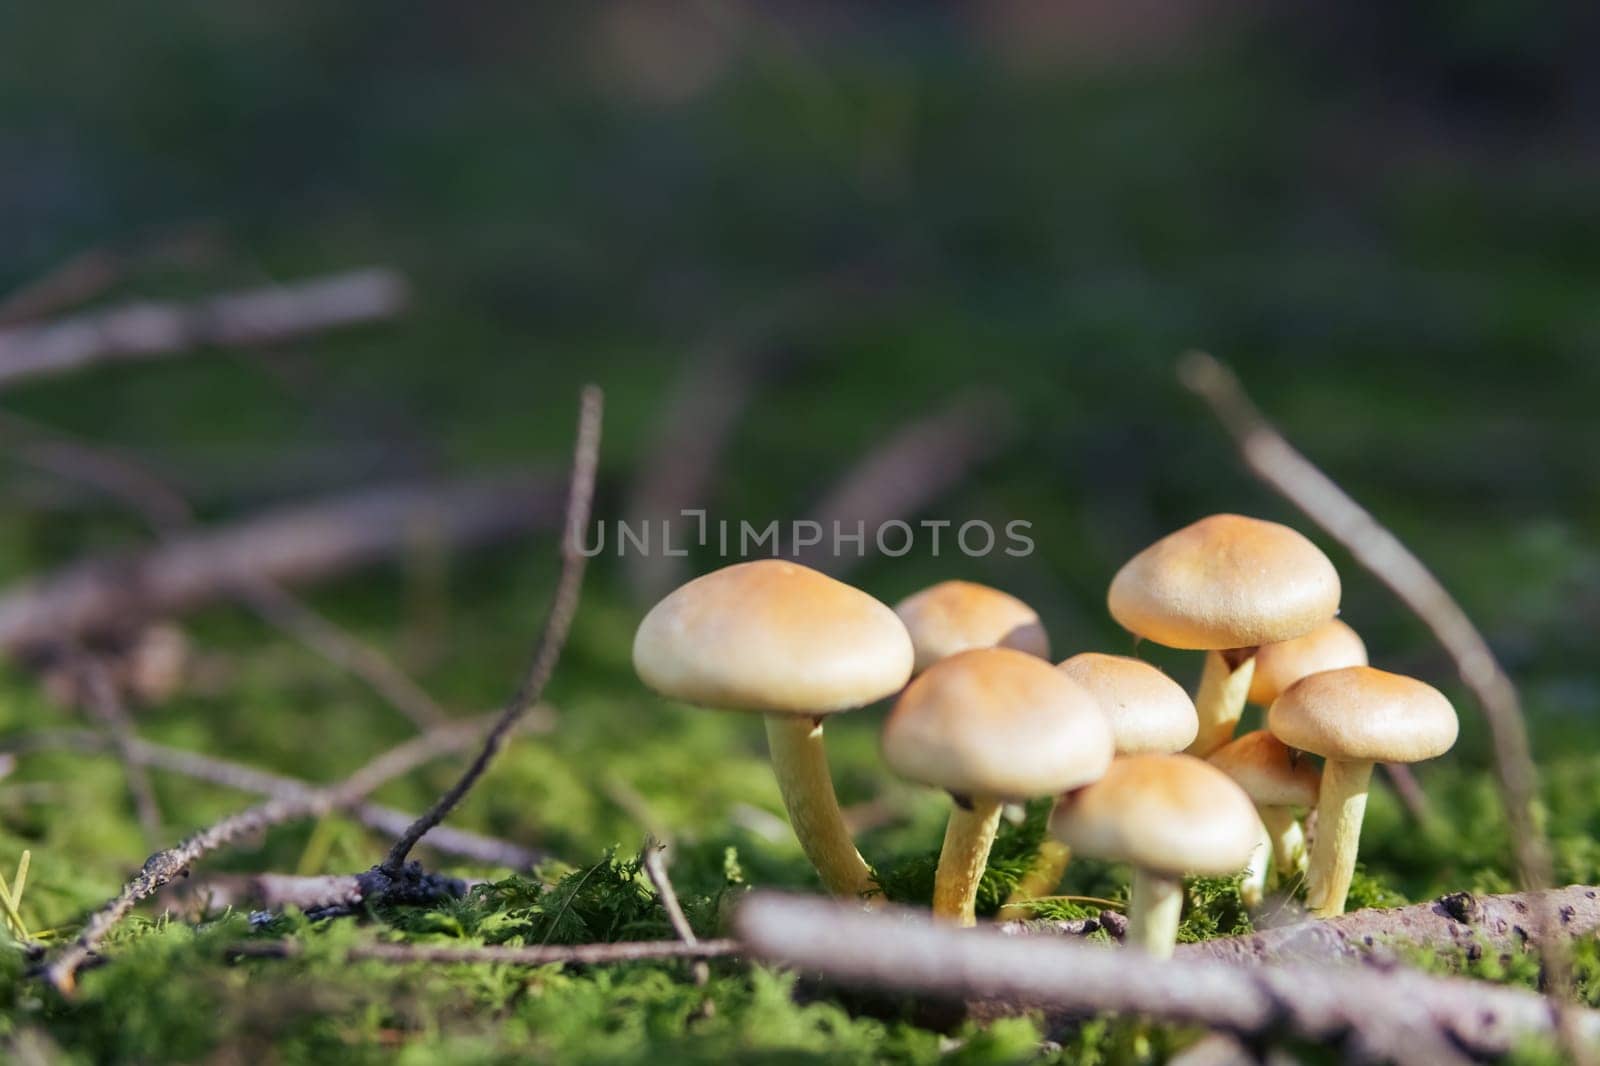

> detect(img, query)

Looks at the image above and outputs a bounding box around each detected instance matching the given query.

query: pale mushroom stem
[996,839,1071,919]
[1126,868,1183,958]
[1240,819,1270,909]
[932,796,1003,926]
[1186,649,1256,757]
[764,715,878,899]
[1304,758,1372,917]
[1260,806,1307,881]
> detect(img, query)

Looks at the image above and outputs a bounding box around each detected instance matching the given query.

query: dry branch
[795,391,1014,575]
[381,387,603,872]
[0,471,564,654]
[0,269,408,389]
[737,893,1599,1065]
[1177,352,1563,994]
[232,937,740,967]
[642,836,708,985]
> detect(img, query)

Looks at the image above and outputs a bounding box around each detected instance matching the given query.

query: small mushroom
[1207,730,1321,906]
[881,648,1112,926]
[1050,753,1259,957]
[1107,514,1341,757]
[634,560,914,898]
[1248,618,1368,708]
[1001,653,1198,915]
[893,580,1049,676]
[1268,666,1458,917]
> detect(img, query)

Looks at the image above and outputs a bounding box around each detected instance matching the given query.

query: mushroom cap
[1248,618,1368,706]
[633,560,914,715]
[894,580,1049,675]
[1268,666,1458,764]
[881,647,1113,802]
[1107,514,1341,651]
[1206,730,1320,808]
[1056,652,1198,755]
[1049,753,1261,877]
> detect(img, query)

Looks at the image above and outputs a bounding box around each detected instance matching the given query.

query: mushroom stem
[1304,758,1372,918]
[932,796,1003,926]
[1240,819,1270,909]
[996,839,1072,919]
[1186,649,1256,757]
[1126,867,1183,958]
[1260,806,1307,882]
[764,715,878,899]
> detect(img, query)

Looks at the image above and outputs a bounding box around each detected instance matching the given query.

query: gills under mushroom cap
[633,559,914,715]
[1107,514,1341,651]
[881,647,1112,802]
[1049,753,1260,877]
[1206,729,1320,808]
[1056,652,1197,755]
[1267,666,1458,764]
[1248,618,1368,706]
[893,580,1049,675]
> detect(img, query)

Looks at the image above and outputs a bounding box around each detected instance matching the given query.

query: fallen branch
[794,391,1014,576]
[232,936,741,967]
[0,471,565,654]
[381,386,603,872]
[1177,353,1564,998]
[737,893,1599,1065]
[0,269,408,390]
[3,727,549,871]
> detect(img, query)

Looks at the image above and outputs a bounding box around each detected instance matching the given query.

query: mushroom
[1107,514,1341,757]
[1248,618,1368,708]
[1001,653,1199,915]
[1268,666,1458,917]
[634,560,914,898]
[1050,753,1259,957]
[893,580,1049,676]
[1206,730,1321,906]
[881,647,1112,926]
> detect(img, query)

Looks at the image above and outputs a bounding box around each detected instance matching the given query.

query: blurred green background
[3,2,1600,1061]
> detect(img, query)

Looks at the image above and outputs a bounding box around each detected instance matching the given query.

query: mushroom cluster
[632,514,1459,951]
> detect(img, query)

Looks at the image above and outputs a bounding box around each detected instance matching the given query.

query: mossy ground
[2,4,1600,1062]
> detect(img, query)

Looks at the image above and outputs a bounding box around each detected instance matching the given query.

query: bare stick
[0,269,408,390]
[1176,352,1564,996]
[232,937,740,967]
[794,391,1014,575]
[1381,761,1435,826]
[382,387,603,872]
[75,657,163,843]
[0,249,124,327]
[737,893,1599,1064]
[39,712,521,992]
[0,471,564,654]
[641,836,708,985]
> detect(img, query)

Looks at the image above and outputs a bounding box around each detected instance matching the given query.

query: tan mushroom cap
[882,647,1112,801]
[1049,753,1261,877]
[633,560,914,716]
[1056,653,1198,755]
[1268,666,1458,764]
[1107,514,1341,651]
[1206,730,1320,808]
[1249,618,1368,706]
[894,580,1049,674]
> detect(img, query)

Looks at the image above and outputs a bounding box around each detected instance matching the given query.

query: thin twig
[382,386,603,872]
[1176,352,1565,1001]
[231,937,740,967]
[0,471,565,654]
[38,713,521,992]
[1381,761,1435,826]
[737,893,1599,1065]
[0,269,408,390]
[641,835,708,985]
[75,657,163,843]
